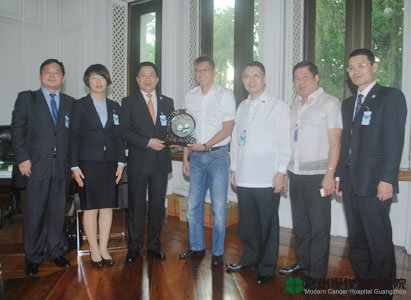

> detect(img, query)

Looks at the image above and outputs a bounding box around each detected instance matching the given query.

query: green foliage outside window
[372,0,403,89]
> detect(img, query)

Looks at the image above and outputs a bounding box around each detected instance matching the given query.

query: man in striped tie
[11,59,75,276]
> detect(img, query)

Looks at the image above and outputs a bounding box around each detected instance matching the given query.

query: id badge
[64,114,70,128]
[239,129,246,146]
[361,111,372,126]
[293,126,299,142]
[113,113,119,125]
[159,113,167,126]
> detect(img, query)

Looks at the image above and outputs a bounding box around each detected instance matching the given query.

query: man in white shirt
[179,56,236,266]
[278,61,342,289]
[226,61,291,285]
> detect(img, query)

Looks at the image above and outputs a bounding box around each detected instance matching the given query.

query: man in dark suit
[119,62,174,262]
[336,48,407,298]
[11,58,75,276]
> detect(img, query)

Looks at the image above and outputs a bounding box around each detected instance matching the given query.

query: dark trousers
[342,167,396,280]
[288,172,331,279]
[24,176,69,263]
[237,186,280,276]
[127,172,168,251]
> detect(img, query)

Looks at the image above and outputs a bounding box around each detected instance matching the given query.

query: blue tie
[354,94,363,119]
[50,93,58,126]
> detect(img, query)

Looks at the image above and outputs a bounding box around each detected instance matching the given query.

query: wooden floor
[0,210,410,300]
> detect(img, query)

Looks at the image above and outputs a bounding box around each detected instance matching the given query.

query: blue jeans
[187,145,229,256]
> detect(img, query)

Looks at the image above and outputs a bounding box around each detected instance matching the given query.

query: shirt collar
[141,90,157,103]
[41,86,60,98]
[357,81,377,99]
[296,87,324,103]
[247,90,268,104]
[90,94,106,103]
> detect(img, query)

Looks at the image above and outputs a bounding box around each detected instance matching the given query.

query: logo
[286,277,303,294]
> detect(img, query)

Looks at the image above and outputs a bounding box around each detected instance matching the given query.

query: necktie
[147,93,156,124]
[50,93,58,126]
[354,94,363,119]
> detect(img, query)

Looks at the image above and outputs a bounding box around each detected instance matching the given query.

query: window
[213,0,235,89]
[305,0,404,99]
[371,0,404,88]
[314,0,346,100]
[129,0,162,94]
[201,0,259,104]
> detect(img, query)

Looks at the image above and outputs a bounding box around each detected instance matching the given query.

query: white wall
[0,0,63,125]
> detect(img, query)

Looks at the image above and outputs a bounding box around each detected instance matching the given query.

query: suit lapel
[34,89,56,128]
[84,95,105,128]
[361,83,380,109]
[105,100,115,129]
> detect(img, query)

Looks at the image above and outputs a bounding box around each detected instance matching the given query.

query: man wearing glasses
[179,55,236,266]
[336,48,407,297]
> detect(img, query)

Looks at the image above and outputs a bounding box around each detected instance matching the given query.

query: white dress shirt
[184,84,236,146]
[288,88,342,175]
[230,91,291,188]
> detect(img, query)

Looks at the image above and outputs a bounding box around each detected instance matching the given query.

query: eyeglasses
[346,62,371,73]
[194,68,212,74]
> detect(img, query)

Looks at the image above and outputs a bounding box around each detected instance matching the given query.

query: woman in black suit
[71,64,125,267]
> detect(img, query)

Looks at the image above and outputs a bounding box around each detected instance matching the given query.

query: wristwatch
[203,143,210,152]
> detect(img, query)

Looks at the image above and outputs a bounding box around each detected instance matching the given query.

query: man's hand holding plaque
[165,109,197,145]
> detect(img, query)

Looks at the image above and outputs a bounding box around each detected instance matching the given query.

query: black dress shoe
[91,259,104,268]
[25,262,39,276]
[278,263,307,275]
[53,256,70,268]
[126,250,139,263]
[226,263,245,272]
[102,258,114,266]
[211,255,224,266]
[147,249,166,260]
[256,273,274,285]
[179,249,206,259]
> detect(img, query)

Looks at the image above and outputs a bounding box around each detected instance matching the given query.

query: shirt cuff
[71,166,80,171]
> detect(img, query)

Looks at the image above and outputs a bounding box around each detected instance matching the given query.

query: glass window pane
[213,0,235,89]
[140,12,156,63]
[253,0,259,61]
[314,0,346,100]
[371,0,403,89]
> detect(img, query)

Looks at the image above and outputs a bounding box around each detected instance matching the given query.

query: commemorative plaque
[166,109,197,145]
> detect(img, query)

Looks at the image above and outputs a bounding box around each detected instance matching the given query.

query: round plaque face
[170,113,195,138]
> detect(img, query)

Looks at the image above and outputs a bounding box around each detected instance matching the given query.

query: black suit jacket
[337,83,407,196]
[70,94,126,166]
[11,89,75,180]
[119,92,174,175]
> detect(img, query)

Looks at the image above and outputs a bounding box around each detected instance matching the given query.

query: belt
[192,145,225,153]
[208,145,223,152]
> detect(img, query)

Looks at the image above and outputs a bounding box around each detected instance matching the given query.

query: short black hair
[348,48,376,64]
[40,58,65,76]
[292,61,319,78]
[242,61,266,75]
[194,55,216,69]
[136,61,158,76]
[83,64,112,88]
